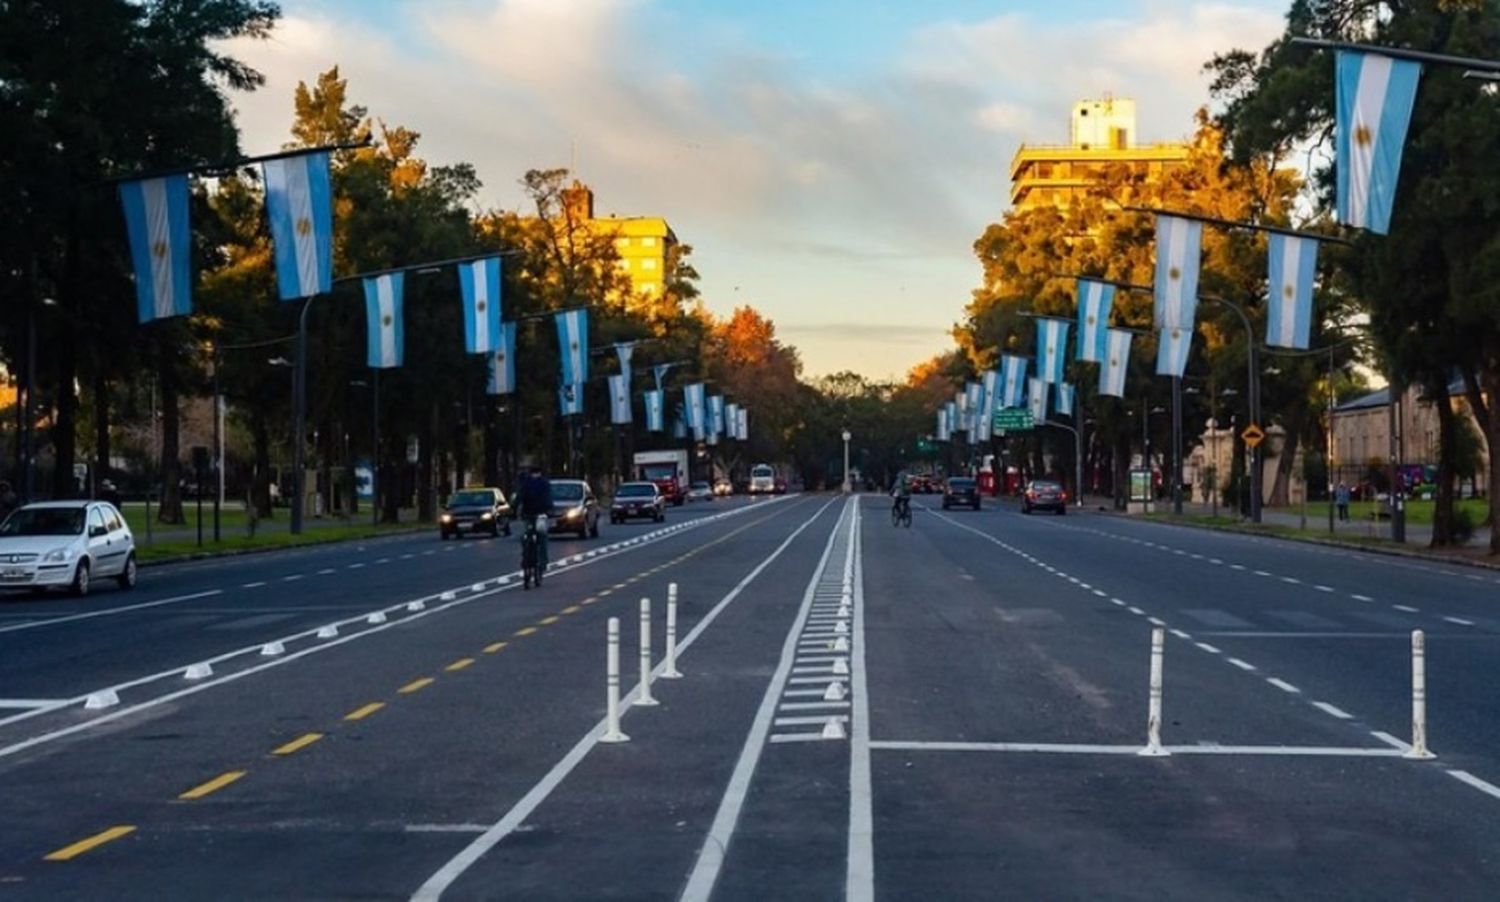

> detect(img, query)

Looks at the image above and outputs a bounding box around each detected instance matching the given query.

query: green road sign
[992,408,1034,432]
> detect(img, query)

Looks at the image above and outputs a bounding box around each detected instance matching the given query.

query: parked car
[942,477,981,510]
[686,481,714,503]
[439,487,512,539]
[611,482,665,523]
[1021,479,1067,515]
[713,478,733,497]
[0,501,137,596]
[550,479,601,538]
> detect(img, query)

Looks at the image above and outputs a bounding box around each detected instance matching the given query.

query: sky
[220,0,1290,380]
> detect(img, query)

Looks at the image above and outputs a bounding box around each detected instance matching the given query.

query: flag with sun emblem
[458,256,503,354]
[609,374,632,425]
[1156,325,1193,377]
[559,383,583,416]
[725,402,740,439]
[118,173,193,322]
[1336,50,1422,235]
[736,406,749,442]
[1036,317,1070,384]
[615,342,635,390]
[684,382,706,440]
[554,308,589,387]
[485,321,517,395]
[1027,377,1048,422]
[1075,279,1115,363]
[263,150,334,301]
[644,389,665,431]
[1153,215,1202,331]
[936,407,950,442]
[363,273,404,369]
[1055,382,1075,417]
[1100,329,1133,398]
[1266,233,1318,349]
[1001,355,1029,408]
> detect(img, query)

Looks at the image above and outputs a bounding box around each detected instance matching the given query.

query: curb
[138,525,430,567]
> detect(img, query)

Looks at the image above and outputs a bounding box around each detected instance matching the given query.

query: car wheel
[116,553,137,590]
[70,560,90,598]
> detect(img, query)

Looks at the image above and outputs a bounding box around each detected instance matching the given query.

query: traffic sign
[993,408,1034,432]
[1242,423,1266,448]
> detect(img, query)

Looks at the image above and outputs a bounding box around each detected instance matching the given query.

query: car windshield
[616,484,655,498]
[692,482,710,490]
[552,483,584,502]
[949,479,975,489]
[449,491,494,507]
[0,508,85,537]
[752,466,773,478]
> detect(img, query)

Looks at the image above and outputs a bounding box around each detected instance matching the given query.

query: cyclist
[517,465,553,572]
[890,469,912,523]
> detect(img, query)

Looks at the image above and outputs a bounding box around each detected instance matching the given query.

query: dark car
[1022,479,1067,515]
[549,479,601,538]
[942,476,981,510]
[611,482,665,523]
[439,487,512,539]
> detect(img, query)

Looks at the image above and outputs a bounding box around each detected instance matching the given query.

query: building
[560,181,677,301]
[1330,378,1489,497]
[1008,97,1191,211]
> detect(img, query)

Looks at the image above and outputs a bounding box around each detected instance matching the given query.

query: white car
[686,481,714,503]
[0,501,138,596]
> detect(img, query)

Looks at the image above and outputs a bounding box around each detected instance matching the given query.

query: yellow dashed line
[561,605,581,615]
[272,732,325,756]
[44,826,136,861]
[514,626,537,637]
[446,658,475,672]
[344,702,385,721]
[178,770,247,800]
[538,616,559,625]
[398,677,436,694]
[483,641,508,653]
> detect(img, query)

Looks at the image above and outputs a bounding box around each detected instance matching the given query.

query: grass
[1144,510,1492,557]
[1335,498,1490,526]
[135,520,426,563]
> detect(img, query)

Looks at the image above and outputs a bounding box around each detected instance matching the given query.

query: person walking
[1335,482,1351,522]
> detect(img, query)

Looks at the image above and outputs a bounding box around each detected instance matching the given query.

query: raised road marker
[407,601,426,612]
[316,625,339,639]
[601,618,629,743]
[183,663,213,680]
[83,689,120,710]
[1139,626,1169,757]
[260,641,285,656]
[637,598,659,707]
[821,717,847,739]
[366,612,388,625]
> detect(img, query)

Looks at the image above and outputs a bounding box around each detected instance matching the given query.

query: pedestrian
[1336,482,1351,522]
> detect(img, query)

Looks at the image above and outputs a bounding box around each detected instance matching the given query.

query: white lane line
[1393,604,1420,613]
[412,496,831,902]
[282,574,304,582]
[318,568,336,575]
[1147,617,1166,627]
[1370,731,1412,751]
[1447,770,1500,802]
[0,699,68,709]
[1443,616,1475,626]
[347,563,365,570]
[242,581,267,589]
[1315,585,1335,593]
[1254,570,1272,577]
[769,733,838,744]
[869,740,1402,757]
[1227,658,1257,671]
[1127,606,1145,616]
[1352,594,1374,602]
[1209,558,1223,565]
[1312,701,1354,720]
[775,715,851,727]
[1280,576,1301,585]
[1169,629,1192,640]
[779,700,852,711]
[1230,564,1247,571]
[1266,678,1301,694]
[847,501,873,902]
[1110,598,1126,606]
[1092,589,1108,598]
[0,589,223,635]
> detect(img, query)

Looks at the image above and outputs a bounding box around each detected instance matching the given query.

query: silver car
[0,501,138,596]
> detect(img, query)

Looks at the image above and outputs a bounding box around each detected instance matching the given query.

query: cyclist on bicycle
[517,466,553,571]
[890,469,912,520]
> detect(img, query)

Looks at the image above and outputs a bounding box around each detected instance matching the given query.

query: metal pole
[290,296,315,536]
[1249,343,1262,524]
[212,354,221,543]
[371,369,380,527]
[1211,383,1219,519]
[23,297,35,502]
[1172,376,1183,515]
[1075,419,1084,510]
[1389,376,1406,543]
[637,597,659,706]
[601,617,629,743]
[1139,626,1169,756]
[1328,347,1336,535]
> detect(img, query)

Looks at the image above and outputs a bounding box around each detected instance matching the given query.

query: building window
[641,236,657,247]
[641,281,658,294]
[641,258,658,271]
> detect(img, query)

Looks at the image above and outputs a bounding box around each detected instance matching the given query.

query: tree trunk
[483,400,500,487]
[92,372,110,489]
[1462,364,1489,438]
[417,408,436,522]
[251,411,273,519]
[380,428,400,524]
[1432,386,1458,547]
[50,331,78,498]
[1269,430,1299,508]
[1113,430,1129,510]
[1482,360,1500,555]
[158,361,184,524]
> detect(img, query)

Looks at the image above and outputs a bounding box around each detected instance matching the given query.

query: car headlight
[565,506,583,519]
[480,512,493,520]
[441,514,453,523]
[44,547,73,563]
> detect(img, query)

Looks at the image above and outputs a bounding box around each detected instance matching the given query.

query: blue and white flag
[1336,50,1422,235]
[936,407,950,442]
[644,390,665,432]
[615,342,636,390]
[1001,355,1029,408]
[362,272,404,369]
[652,363,675,391]
[1055,382,1075,417]
[1075,279,1115,363]
[118,174,193,322]
[1266,233,1318,350]
[943,401,958,440]
[263,150,334,301]
[736,407,748,443]
[559,383,583,417]
[954,389,969,433]
[486,321,517,395]
[981,369,1000,428]
[965,382,983,433]
[1100,329,1133,398]
[1036,318,1070,384]
[1155,326,1193,378]
[708,395,725,436]
[725,402,740,440]
[555,308,589,387]
[458,257,503,354]
[1153,215,1202,331]
[672,404,687,439]
[1027,377,1048,423]
[684,383,706,440]
[609,374,632,425]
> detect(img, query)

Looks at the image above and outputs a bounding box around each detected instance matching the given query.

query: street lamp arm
[1290,36,1500,74]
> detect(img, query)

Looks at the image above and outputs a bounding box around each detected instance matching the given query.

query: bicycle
[521,515,548,589]
[891,496,912,528]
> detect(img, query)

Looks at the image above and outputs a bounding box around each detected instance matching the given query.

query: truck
[749,463,777,495]
[633,449,690,506]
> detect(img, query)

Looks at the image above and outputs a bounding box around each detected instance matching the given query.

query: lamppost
[842,429,851,494]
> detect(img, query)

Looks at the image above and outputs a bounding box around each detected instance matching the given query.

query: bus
[749,463,776,495]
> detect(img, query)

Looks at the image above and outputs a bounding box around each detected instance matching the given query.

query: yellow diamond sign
[1242,423,1266,448]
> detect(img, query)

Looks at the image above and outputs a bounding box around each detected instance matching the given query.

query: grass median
[135,520,428,563]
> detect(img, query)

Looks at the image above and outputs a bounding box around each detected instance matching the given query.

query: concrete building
[1330,379,1488,497]
[1009,97,1191,211]
[560,181,677,302]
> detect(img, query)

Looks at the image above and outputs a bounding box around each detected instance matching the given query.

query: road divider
[1140,626,1168,757]
[637,598,659,707]
[1407,630,1436,760]
[601,617,629,744]
[662,583,683,680]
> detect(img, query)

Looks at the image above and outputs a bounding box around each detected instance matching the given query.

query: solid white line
[775,715,850,727]
[412,496,830,902]
[1447,769,1500,802]
[1352,594,1374,602]
[0,589,223,634]
[0,699,67,709]
[847,501,873,902]
[1266,678,1301,694]
[1393,604,1420,613]
[1169,629,1191,640]
[1370,730,1412,751]
[788,675,848,685]
[1312,701,1354,720]
[779,700,852,711]
[1443,616,1475,626]
[868,740,1404,757]
[1227,657,1257,671]
[242,581,267,588]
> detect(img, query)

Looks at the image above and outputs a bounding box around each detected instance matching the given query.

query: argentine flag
[1055,382,1075,417]
[1036,318,1070,384]
[1266,234,1318,350]
[1153,215,1202,330]
[1001,355,1028,408]
[458,257,503,354]
[1155,326,1193,378]
[555,308,589,387]
[652,362,674,391]
[615,343,635,390]
[943,401,958,440]
[609,374,632,425]
[736,407,749,442]
[1075,279,1114,363]
[362,273,404,369]
[118,174,193,323]
[1336,50,1422,235]
[980,369,1000,435]
[644,390,665,432]
[725,402,740,439]
[1100,329,1133,398]
[966,382,984,432]
[1027,377,1048,423]
[263,151,334,301]
[684,383,706,440]
[709,395,725,436]
[559,383,583,417]
[486,322,517,395]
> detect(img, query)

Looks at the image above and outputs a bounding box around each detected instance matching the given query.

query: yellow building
[561,181,677,299]
[1009,98,1190,210]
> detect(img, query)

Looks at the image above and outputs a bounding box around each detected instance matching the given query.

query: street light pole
[1172,376,1184,515]
[842,429,852,494]
[372,369,381,527]
[290,295,316,536]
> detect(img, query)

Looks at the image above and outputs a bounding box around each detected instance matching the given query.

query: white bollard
[367,612,388,625]
[661,583,683,679]
[260,641,286,656]
[1406,629,1436,759]
[407,600,426,612]
[601,618,629,743]
[1138,626,1170,757]
[637,598,659,706]
[183,662,213,680]
[83,689,120,710]
[316,625,339,639]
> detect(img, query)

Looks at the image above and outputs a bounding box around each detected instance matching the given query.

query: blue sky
[223,0,1289,379]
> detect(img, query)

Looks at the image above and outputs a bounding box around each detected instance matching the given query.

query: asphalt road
[3,492,1500,899]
